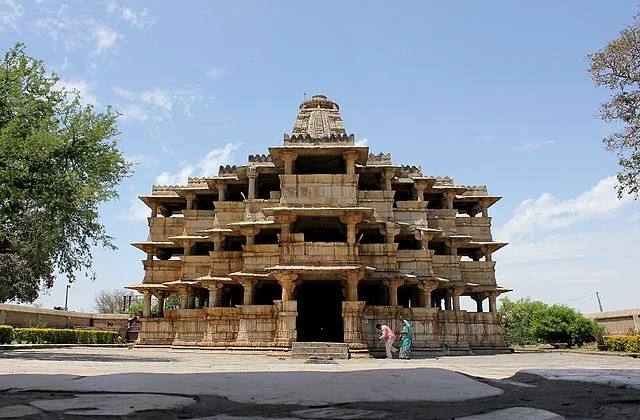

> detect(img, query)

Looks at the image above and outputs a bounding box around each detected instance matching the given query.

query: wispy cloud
[55,78,98,106]
[0,0,24,31]
[93,24,123,54]
[496,176,633,241]
[205,67,225,79]
[155,142,241,185]
[355,137,369,146]
[509,140,554,153]
[113,86,202,121]
[106,1,155,28]
[120,197,151,222]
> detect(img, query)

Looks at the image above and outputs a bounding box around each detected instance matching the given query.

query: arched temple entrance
[296,281,344,342]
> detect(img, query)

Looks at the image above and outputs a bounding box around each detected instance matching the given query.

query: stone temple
[127,94,510,356]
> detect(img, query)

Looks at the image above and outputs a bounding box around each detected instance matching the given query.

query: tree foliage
[587,14,640,198]
[0,43,132,303]
[94,290,132,314]
[499,297,600,347]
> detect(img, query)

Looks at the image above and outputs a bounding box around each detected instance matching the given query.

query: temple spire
[291,94,346,139]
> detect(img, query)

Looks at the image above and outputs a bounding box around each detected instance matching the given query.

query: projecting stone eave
[266,265,376,274]
[467,241,508,253]
[125,283,170,292]
[455,195,502,207]
[138,194,185,209]
[131,241,179,253]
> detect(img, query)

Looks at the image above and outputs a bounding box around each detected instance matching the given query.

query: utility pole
[64,284,70,311]
[595,291,603,312]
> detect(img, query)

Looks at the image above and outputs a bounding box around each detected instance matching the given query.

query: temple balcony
[148,217,185,242]
[393,201,429,224]
[357,190,395,221]
[181,255,212,280]
[427,209,458,234]
[208,251,244,276]
[279,242,359,265]
[432,254,462,280]
[396,249,434,276]
[182,210,216,235]
[455,217,493,241]
[460,261,497,286]
[359,243,398,271]
[142,259,182,284]
[242,244,280,272]
[279,174,358,206]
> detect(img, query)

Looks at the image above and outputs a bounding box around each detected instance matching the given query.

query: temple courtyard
[0,348,639,419]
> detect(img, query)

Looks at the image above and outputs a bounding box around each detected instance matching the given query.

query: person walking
[376,323,397,359]
[398,319,414,360]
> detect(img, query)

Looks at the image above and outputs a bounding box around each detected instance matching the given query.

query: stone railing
[460,261,496,286]
[427,209,457,234]
[182,210,216,235]
[455,217,492,241]
[143,259,182,284]
[432,255,462,280]
[359,243,398,271]
[357,190,394,220]
[181,255,212,279]
[396,249,434,275]
[279,174,358,206]
[242,244,280,272]
[148,217,185,242]
[208,251,243,276]
[280,242,358,265]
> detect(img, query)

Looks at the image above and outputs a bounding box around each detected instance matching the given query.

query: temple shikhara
[127,94,510,356]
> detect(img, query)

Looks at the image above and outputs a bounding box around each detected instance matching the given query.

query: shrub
[12,328,119,344]
[0,325,13,344]
[604,335,640,353]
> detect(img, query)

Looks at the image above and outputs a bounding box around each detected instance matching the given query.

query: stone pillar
[488,291,499,313]
[382,168,394,191]
[274,300,297,346]
[216,183,226,201]
[415,186,425,202]
[180,291,189,309]
[284,152,296,174]
[451,286,465,311]
[185,193,194,210]
[143,291,152,318]
[472,293,486,312]
[188,293,196,309]
[240,280,255,305]
[345,151,357,175]
[248,169,256,200]
[342,301,366,345]
[274,273,298,300]
[442,191,455,210]
[343,270,364,302]
[339,214,363,247]
[246,233,255,246]
[444,290,452,310]
[207,282,223,307]
[157,292,166,318]
[385,278,404,307]
[151,203,158,217]
[420,280,438,308]
[183,241,191,256]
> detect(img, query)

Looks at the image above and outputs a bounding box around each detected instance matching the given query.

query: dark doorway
[296,282,344,342]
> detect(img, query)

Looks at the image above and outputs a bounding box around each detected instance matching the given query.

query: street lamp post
[64,284,70,311]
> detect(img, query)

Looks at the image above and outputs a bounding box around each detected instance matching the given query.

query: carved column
[339,213,363,248]
[185,192,195,210]
[216,183,227,201]
[345,151,357,175]
[444,290,452,310]
[283,152,296,174]
[274,273,298,300]
[180,291,189,309]
[188,293,196,309]
[488,290,500,313]
[472,293,487,312]
[384,278,404,307]
[240,280,256,305]
[207,282,223,307]
[419,280,439,308]
[143,291,152,318]
[451,286,465,311]
[156,292,166,318]
[247,167,257,200]
[342,270,364,302]
[382,168,395,191]
[151,203,158,217]
[442,190,455,210]
[274,300,297,346]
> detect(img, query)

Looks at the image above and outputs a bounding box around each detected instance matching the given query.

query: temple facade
[127,94,510,355]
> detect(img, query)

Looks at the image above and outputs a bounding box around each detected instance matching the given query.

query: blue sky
[1,1,638,313]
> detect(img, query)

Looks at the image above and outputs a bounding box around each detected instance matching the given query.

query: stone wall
[587,309,640,335]
[0,303,129,336]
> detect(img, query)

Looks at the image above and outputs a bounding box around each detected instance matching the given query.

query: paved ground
[0,347,639,418]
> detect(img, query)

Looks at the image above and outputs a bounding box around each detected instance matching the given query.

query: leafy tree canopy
[0,43,132,303]
[588,13,640,198]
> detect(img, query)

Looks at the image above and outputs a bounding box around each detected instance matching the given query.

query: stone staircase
[291,342,350,359]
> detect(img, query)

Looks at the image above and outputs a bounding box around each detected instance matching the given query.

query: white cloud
[93,25,123,54]
[125,152,158,168]
[205,67,225,79]
[56,78,98,106]
[106,1,155,28]
[120,197,151,222]
[155,143,241,186]
[161,145,174,155]
[496,176,633,241]
[0,0,24,31]
[509,140,554,153]
[355,137,368,146]
[113,86,202,121]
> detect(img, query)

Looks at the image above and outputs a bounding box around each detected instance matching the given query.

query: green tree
[0,43,132,302]
[531,304,598,347]
[587,13,640,198]
[499,297,548,346]
[94,290,134,314]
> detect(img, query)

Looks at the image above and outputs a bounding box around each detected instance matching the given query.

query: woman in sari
[398,319,413,359]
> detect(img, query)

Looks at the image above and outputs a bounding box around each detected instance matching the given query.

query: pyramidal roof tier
[285,94,353,145]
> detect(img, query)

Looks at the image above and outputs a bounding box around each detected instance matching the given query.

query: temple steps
[291,342,350,360]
